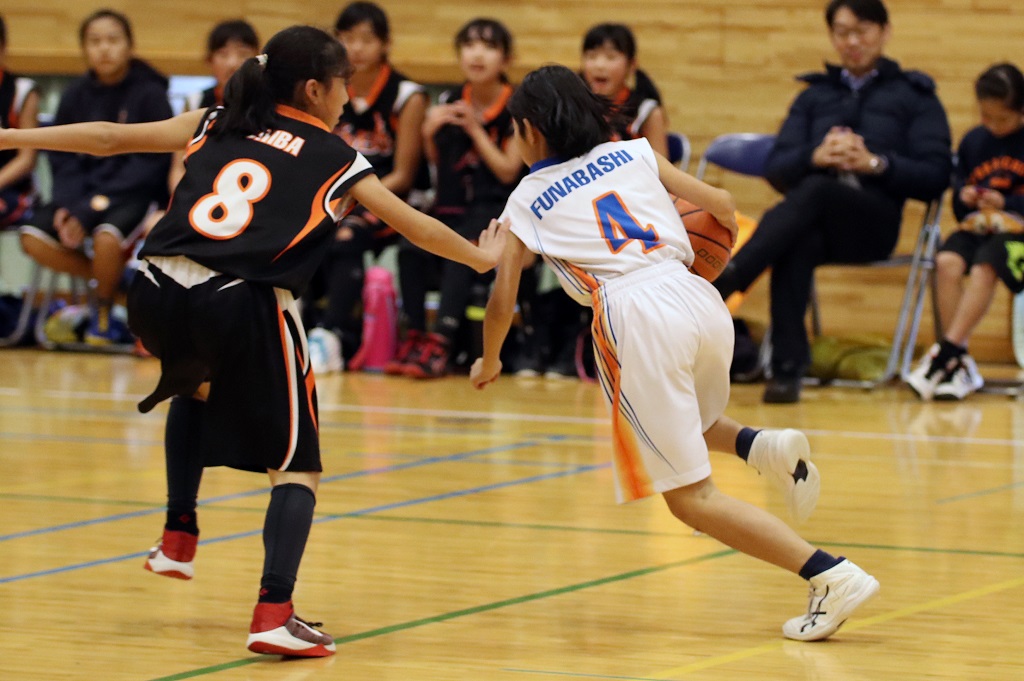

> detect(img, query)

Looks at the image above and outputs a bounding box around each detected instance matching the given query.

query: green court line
[5,492,1024,560]
[146,548,738,681]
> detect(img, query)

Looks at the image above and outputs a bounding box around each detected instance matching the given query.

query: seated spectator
[0,14,40,229]
[167,19,259,191]
[304,1,427,374]
[907,63,1024,401]
[580,22,668,155]
[387,18,522,378]
[712,0,952,403]
[19,9,172,345]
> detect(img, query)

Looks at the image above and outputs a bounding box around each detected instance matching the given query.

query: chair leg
[0,262,43,348]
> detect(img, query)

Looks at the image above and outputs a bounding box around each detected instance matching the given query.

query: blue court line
[0,439,557,543]
[935,480,1024,504]
[0,462,608,585]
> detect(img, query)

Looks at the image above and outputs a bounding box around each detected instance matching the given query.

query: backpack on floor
[348,266,398,372]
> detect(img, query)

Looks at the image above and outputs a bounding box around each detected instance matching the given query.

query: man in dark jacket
[20,9,172,345]
[713,0,952,403]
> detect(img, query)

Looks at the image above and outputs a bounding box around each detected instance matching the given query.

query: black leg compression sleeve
[259,483,316,603]
[164,397,205,534]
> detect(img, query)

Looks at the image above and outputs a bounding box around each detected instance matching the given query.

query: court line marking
[143,549,739,681]
[505,574,1024,680]
[11,393,1024,447]
[0,439,556,543]
[0,462,607,584]
[2,493,1023,561]
[935,480,1024,504]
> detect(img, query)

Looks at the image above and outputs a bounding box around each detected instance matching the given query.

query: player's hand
[476,217,510,272]
[977,188,1005,211]
[423,104,459,136]
[812,127,853,168]
[960,185,979,207]
[709,189,739,240]
[449,101,483,135]
[470,357,501,389]
[56,215,86,249]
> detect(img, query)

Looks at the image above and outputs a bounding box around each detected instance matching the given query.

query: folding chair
[666,131,692,172]
[812,198,944,388]
[694,133,777,181]
[694,132,942,389]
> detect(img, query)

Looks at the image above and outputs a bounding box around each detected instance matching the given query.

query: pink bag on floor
[348,266,398,372]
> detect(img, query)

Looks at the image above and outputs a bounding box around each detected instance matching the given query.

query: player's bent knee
[662,477,716,525]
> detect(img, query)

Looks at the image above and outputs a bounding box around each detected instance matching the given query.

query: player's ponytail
[215,25,352,137]
[509,64,612,160]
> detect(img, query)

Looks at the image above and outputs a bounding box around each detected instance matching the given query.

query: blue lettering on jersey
[528,148,635,219]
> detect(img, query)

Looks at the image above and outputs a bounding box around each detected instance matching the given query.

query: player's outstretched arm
[654,153,739,238]
[0,109,206,157]
[470,232,527,390]
[350,174,506,273]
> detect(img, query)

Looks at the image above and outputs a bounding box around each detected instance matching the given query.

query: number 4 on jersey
[592,191,661,253]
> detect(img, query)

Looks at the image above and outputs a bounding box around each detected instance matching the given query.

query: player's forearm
[0,122,124,156]
[0,150,36,190]
[398,209,493,273]
[481,291,515,366]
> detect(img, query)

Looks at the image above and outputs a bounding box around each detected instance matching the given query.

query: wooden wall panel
[4,0,1024,360]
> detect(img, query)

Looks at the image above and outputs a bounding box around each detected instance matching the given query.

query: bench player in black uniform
[303,2,429,373]
[388,18,523,378]
[0,25,505,657]
[0,14,40,229]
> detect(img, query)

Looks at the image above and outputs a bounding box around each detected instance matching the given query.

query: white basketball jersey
[501,137,695,305]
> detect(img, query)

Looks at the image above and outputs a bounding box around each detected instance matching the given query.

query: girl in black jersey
[388,18,524,379]
[581,23,668,157]
[0,14,40,229]
[0,25,504,658]
[906,62,1024,401]
[303,2,429,373]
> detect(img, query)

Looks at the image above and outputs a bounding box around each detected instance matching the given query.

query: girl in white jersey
[471,65,879,642]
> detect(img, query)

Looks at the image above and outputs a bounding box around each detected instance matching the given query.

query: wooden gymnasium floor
[2,348,1023,681]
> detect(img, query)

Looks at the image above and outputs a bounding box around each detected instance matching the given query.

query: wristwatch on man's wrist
[868,154,889,175]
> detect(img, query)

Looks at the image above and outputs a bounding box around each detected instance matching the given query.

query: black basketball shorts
[128,257,321,473]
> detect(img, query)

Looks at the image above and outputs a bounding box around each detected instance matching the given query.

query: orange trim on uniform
[563,261,600,293]
[592,288,653,501]
[182,134,208,162]
[299,347,319,432]
[275,104,330,132]
[350,63,392,110]
[272,162,352,261]
[461,82,514,124]
[277,305,298,471]
[613,87,631,107]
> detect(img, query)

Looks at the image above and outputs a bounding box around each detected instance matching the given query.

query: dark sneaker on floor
[384,330,423,375]
[763,376,801,404]
[402,332,449,379]
[246,601,336,657]
[85,307,131,346]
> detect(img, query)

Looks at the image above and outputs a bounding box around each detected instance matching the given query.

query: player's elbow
[94,123,124,156]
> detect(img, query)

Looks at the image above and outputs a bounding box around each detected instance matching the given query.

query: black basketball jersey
[609,86,659,142]
[0,70,37,192]
[140,105,375,294]
[334,64,423,179]
[433,82,519,211]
